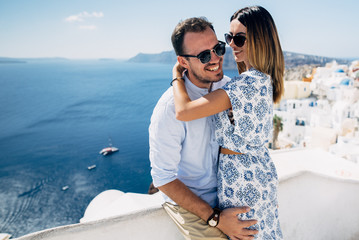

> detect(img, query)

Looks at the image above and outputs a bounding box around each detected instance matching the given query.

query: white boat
[62,186,69,191]
[99,138,119,156]
[87,165,96,170]
[99,147,118,156]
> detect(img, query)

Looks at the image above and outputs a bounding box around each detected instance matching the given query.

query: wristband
[170,77,184,86]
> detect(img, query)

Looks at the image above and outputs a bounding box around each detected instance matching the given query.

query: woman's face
[228,19,251,69]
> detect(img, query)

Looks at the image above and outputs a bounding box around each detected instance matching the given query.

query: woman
[172,6,284,239]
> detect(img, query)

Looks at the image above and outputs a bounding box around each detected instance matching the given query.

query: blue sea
[0,60,238,237]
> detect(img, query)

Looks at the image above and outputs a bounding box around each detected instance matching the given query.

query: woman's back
[215,68,283,239]
[215,67,273,154]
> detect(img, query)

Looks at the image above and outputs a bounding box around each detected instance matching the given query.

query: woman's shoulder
[230,68,270,86]
[222,68,271,96]
[227,69,261,83]
[247,68,271,82]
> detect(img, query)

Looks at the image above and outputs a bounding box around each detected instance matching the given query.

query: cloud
[65,15,84,22]
[65,11,104,23]
[92,12,104,18]
[79,25,97,30]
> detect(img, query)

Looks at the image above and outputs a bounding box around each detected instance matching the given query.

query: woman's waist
[220,145,268,155]
[220,147,243,155]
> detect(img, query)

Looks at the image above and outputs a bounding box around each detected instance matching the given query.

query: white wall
[14,208,183,240]
[278,172,359,240]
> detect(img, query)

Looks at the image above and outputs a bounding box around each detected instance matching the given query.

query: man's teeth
[208,65,219,71]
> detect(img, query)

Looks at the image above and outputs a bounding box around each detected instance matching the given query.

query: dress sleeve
[149,97,185,187]
[221,74,273,153]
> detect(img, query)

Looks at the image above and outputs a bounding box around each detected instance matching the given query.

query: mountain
[128,48,236,69]
[128,50,177,64]
[128,48,352,69]
[282,52,350,68]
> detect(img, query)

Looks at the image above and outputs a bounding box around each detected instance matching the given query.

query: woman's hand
[171,60,231,121]
[173,61,186,79]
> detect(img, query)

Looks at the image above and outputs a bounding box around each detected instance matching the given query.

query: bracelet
[170,77,184,86]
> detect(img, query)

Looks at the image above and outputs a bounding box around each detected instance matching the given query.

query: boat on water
[99,146,118,156]
[87,165,96,170]
[99,138,119,156]
[62,186,69,191]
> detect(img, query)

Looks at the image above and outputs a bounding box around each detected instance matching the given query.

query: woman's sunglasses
[224,33,246,47]
[180,41,226,64]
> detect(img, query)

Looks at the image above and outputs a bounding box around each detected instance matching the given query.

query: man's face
[180,27,224,88]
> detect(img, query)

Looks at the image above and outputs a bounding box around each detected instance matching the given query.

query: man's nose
[209,49,221,63]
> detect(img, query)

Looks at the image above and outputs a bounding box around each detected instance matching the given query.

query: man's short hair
[171,17,215,56]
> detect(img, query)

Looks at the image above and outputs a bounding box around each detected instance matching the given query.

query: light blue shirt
[149,75,230,207]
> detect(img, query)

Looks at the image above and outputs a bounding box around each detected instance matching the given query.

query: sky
[0,0,358,59]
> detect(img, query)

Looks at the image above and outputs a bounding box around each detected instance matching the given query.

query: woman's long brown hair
[231,6,284,103]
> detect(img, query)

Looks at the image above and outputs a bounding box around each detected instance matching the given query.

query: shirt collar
[183,74,210,97]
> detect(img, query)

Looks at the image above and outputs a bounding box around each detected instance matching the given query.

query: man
[149,17,258,240]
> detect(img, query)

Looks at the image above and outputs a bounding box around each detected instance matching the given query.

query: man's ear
[177,56,189,69]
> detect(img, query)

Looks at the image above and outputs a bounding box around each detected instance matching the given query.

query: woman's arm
[172,62,232,121]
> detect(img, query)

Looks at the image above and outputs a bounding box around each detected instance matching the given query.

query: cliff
[128,49,351,69]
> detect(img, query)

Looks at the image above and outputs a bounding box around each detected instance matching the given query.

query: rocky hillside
[128,48,351,70]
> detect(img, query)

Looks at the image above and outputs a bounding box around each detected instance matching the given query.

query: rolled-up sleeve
[149,96,185,188]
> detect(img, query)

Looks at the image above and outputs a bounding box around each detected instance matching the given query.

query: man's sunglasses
[224,33,246,47]
[180,41,226,64]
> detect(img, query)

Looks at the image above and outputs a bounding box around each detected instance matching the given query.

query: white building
[310,61,351,98]
[275,60,359,152]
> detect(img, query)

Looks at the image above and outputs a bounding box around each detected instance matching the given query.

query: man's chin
[203,78,223,85]
[191,69,224,84]
[212,72,224,82]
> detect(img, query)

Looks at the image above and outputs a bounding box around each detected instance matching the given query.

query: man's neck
[185,72,212,90]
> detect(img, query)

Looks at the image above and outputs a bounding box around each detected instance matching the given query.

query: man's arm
[149,94,258,239]
[158,179,213,220]
[159,179,258,240]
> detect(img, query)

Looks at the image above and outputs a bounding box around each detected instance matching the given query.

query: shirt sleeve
[221,74,273,153]
[149,97,185,188]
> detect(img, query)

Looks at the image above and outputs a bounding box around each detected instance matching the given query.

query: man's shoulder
[212,75,231,90]
[155,87,175,107]
[151,87,176,119]
[150,87,183,128]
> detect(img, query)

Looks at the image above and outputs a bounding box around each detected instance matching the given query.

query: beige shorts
[163,202,228,240]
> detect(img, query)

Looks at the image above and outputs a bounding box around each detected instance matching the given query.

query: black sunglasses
[224,33,246,47]
[180,41,226,64]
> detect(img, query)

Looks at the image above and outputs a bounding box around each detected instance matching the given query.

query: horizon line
[0,51,358,61]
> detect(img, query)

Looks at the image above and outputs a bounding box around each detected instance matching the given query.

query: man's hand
[217,207,258,240]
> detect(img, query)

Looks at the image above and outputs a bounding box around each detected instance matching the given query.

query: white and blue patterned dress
[215,68,283,239]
